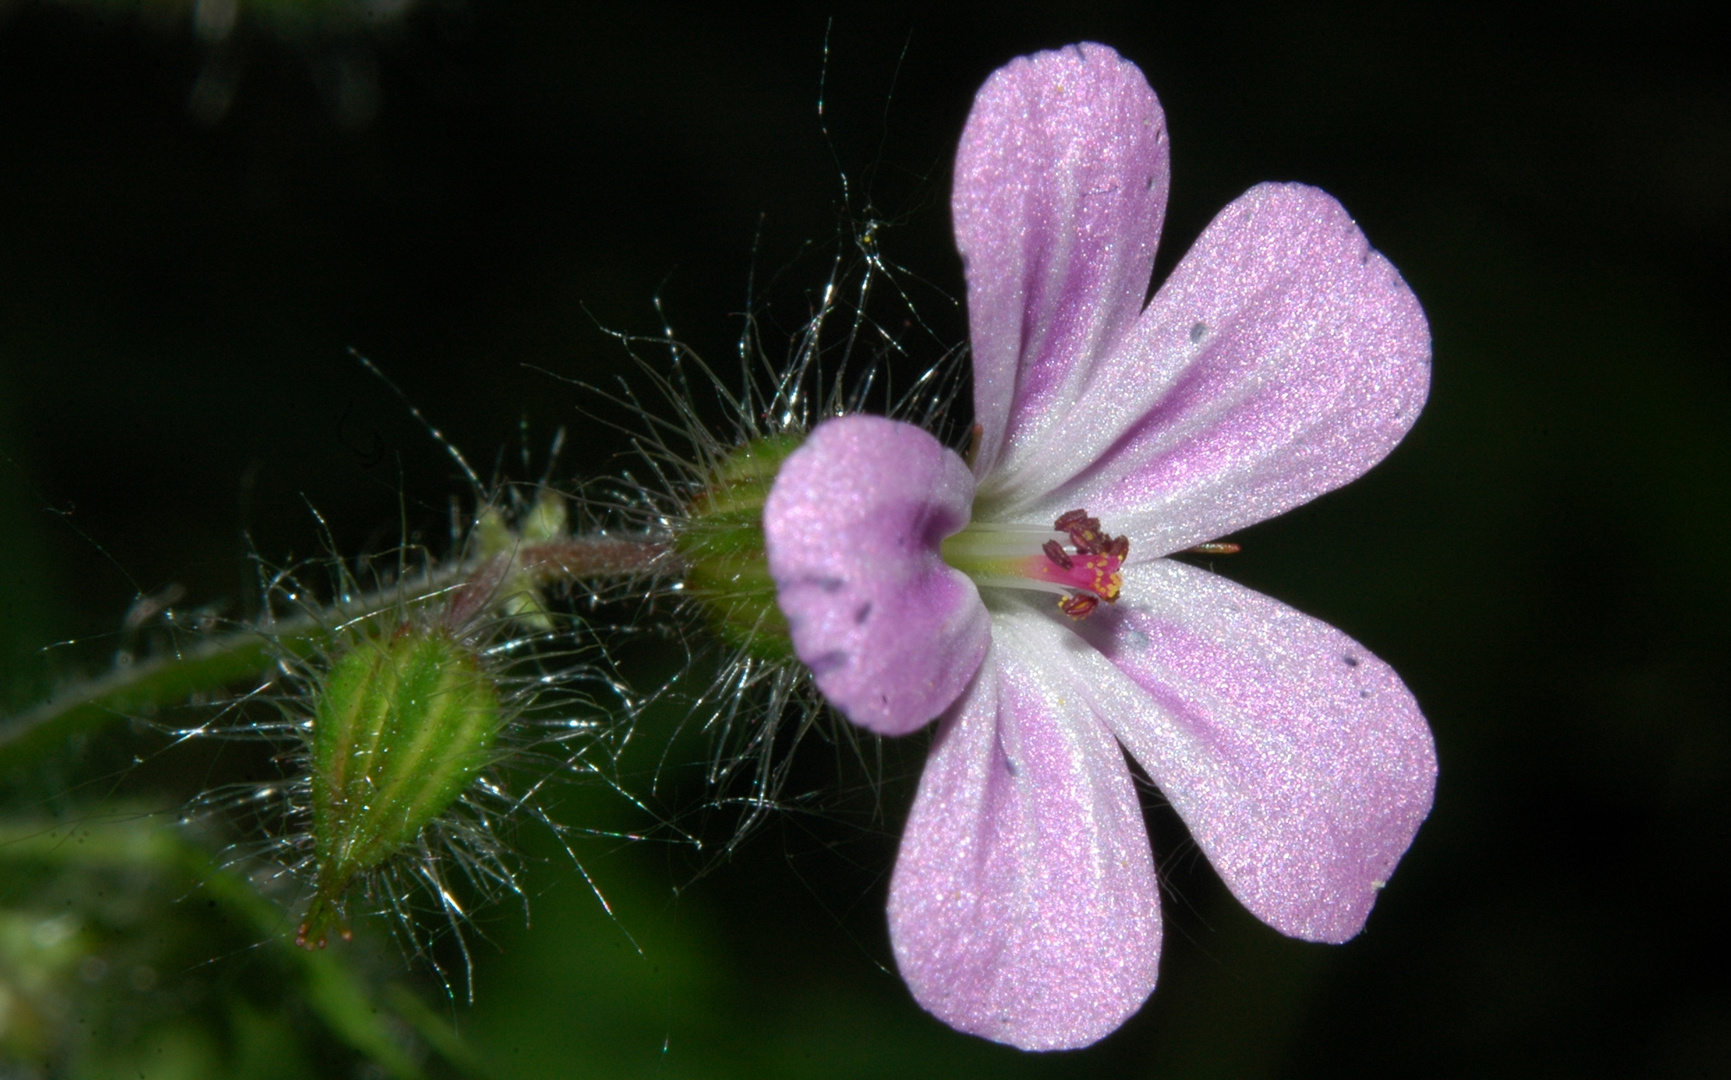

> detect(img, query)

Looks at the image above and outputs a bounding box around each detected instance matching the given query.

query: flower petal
[1071,560,1436,942]
[955,42,1170,481]
[764,416,988,735]
[889,614,1160,1050]
[980,183,1431,556]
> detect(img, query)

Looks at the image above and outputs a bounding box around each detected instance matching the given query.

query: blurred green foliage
[0,814,476,1078]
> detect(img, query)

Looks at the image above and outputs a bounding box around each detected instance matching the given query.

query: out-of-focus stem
[0,815,474,1079]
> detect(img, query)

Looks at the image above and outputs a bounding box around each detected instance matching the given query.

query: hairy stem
[0,535,671,771]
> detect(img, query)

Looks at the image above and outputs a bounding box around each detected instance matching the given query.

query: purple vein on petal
[956,42,1170,482]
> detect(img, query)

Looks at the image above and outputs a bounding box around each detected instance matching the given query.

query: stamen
[1058,594,1100,619]
[941,508,1129,620]
[1032,509,1128,619]
[1041,539,1074,570]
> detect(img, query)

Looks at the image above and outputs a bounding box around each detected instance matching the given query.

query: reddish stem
[442,535,675,630]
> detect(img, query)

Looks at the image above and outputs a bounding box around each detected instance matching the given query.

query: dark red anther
[1055,511,1104,553]
[1042,539,1074,570]
[1058,594,1100,619]
[1053,509,1127,561]
[1054,509,1099,544]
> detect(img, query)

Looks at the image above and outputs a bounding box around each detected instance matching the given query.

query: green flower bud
[299,627,503,948]
[472,490,571,631]
[676,433,804,661]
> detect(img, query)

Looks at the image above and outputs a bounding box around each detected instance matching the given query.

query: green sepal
[676,433,804,661]
[302,627,503,945]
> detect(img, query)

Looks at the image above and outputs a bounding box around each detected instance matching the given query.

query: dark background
[2,2,1726,1077]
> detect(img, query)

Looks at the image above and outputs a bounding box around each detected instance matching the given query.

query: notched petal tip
[764,416,990,735]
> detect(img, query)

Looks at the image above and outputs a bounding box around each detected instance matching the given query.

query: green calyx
[300,627,503,948]
[676,432,805,661]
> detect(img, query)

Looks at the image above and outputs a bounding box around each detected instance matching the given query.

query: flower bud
[298,626,503,948]
[676,433,804,660]
[472,490,570,631]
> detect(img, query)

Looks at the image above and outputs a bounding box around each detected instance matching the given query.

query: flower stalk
[0,530,670,774]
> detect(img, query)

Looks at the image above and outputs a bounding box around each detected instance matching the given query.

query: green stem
[0,616,320,772]
[0,535,671,772]
[0,588,402,772]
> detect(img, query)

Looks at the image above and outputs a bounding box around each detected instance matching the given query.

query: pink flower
[762,43,1435,1050]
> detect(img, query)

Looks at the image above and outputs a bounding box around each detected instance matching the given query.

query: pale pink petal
[954,42,1169,480]
[1069,560,1436,942]
[978,183,1430,557]
[764,416,988,735]
[889,614,1160,1051]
